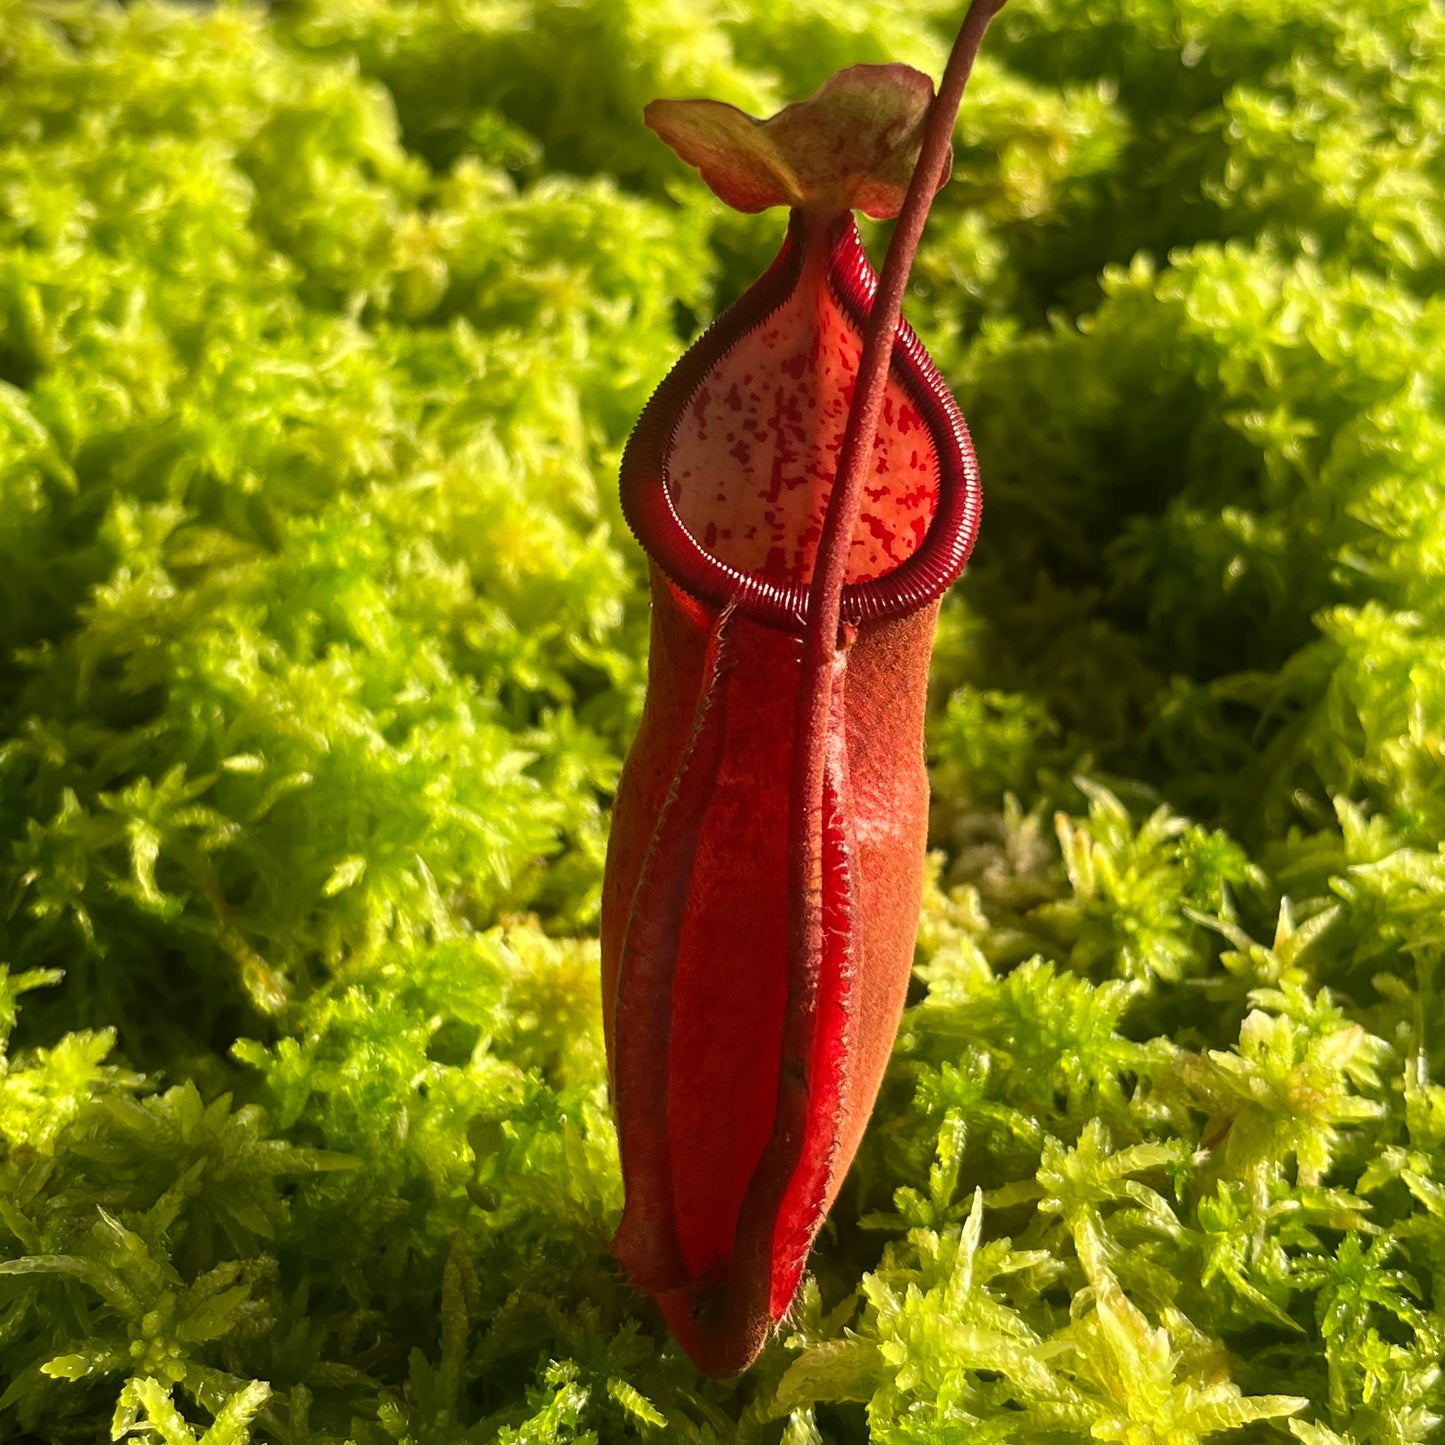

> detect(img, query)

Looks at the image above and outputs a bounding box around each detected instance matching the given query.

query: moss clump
[1,0,1442,1440]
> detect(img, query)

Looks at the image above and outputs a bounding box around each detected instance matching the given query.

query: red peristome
[620,213,980,630]
[601,208,977,1377]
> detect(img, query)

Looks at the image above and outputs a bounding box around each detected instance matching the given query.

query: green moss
[1,0,1443,1439]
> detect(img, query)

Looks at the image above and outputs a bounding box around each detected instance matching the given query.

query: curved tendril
[769,0,1010,1328]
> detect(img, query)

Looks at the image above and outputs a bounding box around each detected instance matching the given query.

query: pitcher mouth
[619,212,981,633]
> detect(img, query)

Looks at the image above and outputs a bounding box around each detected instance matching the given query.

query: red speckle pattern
[667,269,939,587]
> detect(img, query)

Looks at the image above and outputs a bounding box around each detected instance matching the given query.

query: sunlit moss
[1,0,1443,1440]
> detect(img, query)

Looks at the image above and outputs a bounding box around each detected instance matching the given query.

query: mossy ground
[1,1,1442,1440]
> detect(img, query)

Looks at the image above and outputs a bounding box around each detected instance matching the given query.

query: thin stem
[784,0,1007,1175]
[803,0,1007,661]
[715,2,1008,1367]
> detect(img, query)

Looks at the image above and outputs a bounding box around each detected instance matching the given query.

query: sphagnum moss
[0,0,1442,1440]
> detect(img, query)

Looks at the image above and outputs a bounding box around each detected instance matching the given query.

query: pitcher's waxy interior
[667,267,941,587]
